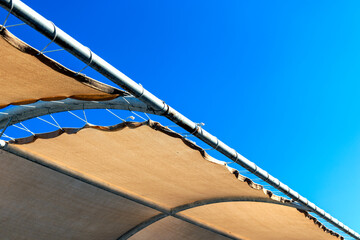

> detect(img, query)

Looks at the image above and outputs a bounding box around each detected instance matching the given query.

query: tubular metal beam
[0,0,358,238]
[0,97,161,129]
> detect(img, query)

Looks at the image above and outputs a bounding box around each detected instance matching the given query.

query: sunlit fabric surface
[0,121,342,240]
[0,26,127,109]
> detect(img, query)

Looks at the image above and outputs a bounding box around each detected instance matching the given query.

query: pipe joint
[160,102,170,116]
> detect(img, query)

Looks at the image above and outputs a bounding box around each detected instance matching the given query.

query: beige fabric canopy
[0,121,343,240]
[0,26,127,109]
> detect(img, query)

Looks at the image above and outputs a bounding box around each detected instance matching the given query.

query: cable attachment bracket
[136,83,145,99]
[76,47,93,75]
[190,124,200,135]
[0,0,13,31]
[38,21,57,55]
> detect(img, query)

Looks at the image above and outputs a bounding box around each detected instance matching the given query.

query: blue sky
[2,0,360,235]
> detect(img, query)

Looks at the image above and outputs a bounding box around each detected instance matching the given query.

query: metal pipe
[0,0,358,238]
[0,97,161,130]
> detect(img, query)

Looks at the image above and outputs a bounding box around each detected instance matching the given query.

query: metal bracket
[0,0,12,31]
[76,47,93,75]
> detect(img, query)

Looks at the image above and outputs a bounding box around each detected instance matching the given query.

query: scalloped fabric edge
[0,26,129,109]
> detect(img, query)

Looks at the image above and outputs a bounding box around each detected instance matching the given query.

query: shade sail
[0,121,342,239]
[0,149,159,240]
[180,202,335,240]
[0,27,127,109]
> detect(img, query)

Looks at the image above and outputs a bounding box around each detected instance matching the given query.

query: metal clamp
[38,21,57,54]
[76,47,93,75]
[1,0,13,31]
[136,83,145,99]
[213,138,220,150]
[234,151,240,163]
[204,137,220,151]
[190,125,200,135]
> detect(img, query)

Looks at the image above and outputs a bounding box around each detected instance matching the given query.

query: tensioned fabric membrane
[0,122,342,240]
[0,26,344,239]
[0,26,127,109]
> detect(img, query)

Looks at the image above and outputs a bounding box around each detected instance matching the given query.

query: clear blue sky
[2,0,360,235]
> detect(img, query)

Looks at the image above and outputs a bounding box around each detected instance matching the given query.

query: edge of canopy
[0,26,129,109]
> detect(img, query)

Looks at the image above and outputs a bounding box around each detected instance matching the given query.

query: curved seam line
[117,197,309,240]
[1,147,239,240]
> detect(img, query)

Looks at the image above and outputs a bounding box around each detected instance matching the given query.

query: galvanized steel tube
[0,97,161,129]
